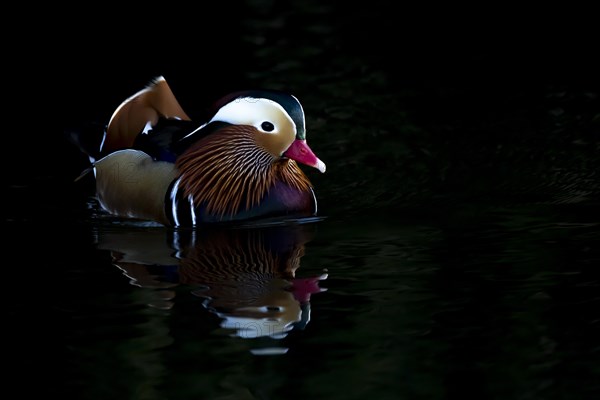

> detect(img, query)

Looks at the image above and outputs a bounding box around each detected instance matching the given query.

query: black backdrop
[5,3,598,187]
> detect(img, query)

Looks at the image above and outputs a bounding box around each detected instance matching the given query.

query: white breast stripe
[170,178,181,227]
[189,195,197,226]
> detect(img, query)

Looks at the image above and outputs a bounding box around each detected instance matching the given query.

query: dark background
[6,3,598,193]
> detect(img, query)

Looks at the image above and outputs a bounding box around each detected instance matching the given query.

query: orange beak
[283,139,326,173]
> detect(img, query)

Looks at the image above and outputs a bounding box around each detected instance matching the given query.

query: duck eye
[261,121,275,132]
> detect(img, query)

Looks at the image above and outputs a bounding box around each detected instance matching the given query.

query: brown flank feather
[176,126,312,217]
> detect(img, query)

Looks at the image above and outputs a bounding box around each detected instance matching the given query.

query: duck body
[85,77,325,227]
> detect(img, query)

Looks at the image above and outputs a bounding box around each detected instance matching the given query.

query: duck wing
[103,76,191,153]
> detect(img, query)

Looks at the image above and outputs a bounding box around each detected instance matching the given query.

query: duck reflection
[95,222,327,342]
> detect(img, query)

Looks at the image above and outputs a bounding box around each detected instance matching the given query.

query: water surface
[6,192,600,399]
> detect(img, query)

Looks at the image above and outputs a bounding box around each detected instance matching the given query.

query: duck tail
[65,121,106,163]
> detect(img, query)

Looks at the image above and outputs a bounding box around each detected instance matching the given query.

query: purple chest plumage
[166,179,317,226]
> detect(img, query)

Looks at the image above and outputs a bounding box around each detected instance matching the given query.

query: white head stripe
[209,97,296,133]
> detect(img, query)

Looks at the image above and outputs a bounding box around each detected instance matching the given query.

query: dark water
[6,199,600,399]
[6,2,600,399]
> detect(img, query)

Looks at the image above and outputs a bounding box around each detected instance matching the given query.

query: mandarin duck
[79,76,325,226]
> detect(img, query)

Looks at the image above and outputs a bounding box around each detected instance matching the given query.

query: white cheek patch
[210,98,296,134]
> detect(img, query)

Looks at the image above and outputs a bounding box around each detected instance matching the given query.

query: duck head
[206,90,326,173]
